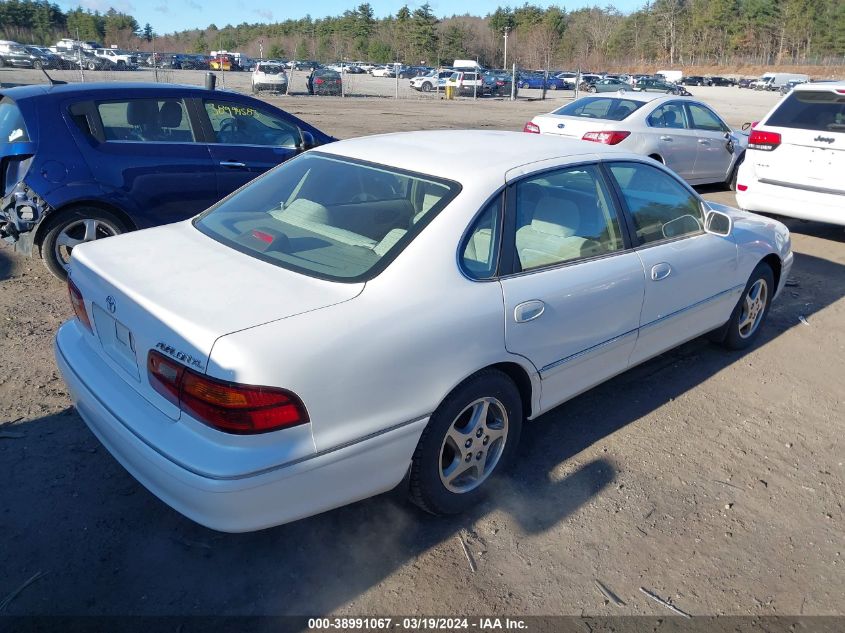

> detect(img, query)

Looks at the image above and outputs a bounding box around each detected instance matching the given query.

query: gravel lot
[1,68,843,618]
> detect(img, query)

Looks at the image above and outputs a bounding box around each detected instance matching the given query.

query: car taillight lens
[523,121,540,134]
[147,350,309,434]
[315,78,324,84]
[67,278,93,333]
[582,131,631,145]
[737,184,748,192]
[748,129,781,151]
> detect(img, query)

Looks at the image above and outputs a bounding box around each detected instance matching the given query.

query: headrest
[159,101,183,128]
[126,100,158,126]
[531,198,580,237]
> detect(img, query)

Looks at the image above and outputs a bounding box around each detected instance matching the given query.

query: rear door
[756,88,845,194]
[198,96,303,198]
[77,97,218,225]
[645,101,698,179]
[500,162,645,412]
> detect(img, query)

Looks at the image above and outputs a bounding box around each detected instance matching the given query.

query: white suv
[252,62,288,93]
[736,82,845,226]
[94,48,137,69]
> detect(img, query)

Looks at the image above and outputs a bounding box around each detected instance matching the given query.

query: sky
[58,0,647,35]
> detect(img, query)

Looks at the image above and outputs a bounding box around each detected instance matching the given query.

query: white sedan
[56,131,792,532]
[523,93,747,189]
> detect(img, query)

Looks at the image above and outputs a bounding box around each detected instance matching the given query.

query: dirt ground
[0,68,843,618]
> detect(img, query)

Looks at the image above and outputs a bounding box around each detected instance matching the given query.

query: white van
[754,73,809,91]
[655,70,683,83]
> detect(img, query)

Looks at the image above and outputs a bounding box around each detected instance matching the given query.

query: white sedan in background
[56,131,792,532]
[524,93,748,189]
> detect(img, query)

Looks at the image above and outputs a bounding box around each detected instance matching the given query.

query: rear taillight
[315,78,324,85]
[147,350,309,434]
[737,184,748,192]
[582,131,631,145]
[748,129,781,151]
[67,278,93,333]
[523,121,540,134]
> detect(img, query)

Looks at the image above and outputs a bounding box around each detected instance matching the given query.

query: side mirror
[705,210,732,237]
[298,130,317,151]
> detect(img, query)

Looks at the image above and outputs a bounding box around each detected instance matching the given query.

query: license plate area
[92,303,140,380]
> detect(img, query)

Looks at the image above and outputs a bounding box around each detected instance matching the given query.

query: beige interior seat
[515,197,588,269]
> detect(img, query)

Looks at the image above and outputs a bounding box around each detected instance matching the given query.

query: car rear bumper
[55,320,427,532]
[736,178,845,226]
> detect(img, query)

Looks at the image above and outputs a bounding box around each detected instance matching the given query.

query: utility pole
[503,26,510,70]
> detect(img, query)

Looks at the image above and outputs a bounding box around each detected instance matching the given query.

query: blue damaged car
[0,82,334,278]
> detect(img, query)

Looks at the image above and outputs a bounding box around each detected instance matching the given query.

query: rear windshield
[767,90,845,132]
[258,64,284,74]
[195,153,461,282]
[552,97,644,121]
[0,98,29,143]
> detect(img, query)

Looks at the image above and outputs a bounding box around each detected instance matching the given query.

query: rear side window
[767,91,845,132]
[97,99,194,142]
[461,196,503,280]
[195,153,460,282]
[0,98,29,143]
[553,97,644,121]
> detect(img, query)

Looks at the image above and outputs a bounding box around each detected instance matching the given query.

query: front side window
[513,164,625,271]
[97,99,194,142]
[204,100,300,148]
[608,162,703,245]
[647,103,688,129]
[687,103,728,132]
[195,153,460,281]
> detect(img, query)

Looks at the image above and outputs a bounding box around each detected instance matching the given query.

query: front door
[686,102,735,182]
[500,163,646,413]
[605,161,740,365]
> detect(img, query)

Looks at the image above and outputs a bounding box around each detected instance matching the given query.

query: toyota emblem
[106,295,116,314]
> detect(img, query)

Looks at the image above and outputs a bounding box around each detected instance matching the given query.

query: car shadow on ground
[0,246,14,282]
[1,248,843,616]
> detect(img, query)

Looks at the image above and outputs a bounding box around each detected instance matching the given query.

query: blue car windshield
[553,97,645,121]
[195,153,461,282]
[0,98,29,143]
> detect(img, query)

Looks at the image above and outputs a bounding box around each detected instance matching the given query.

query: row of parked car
[0,40,139,71]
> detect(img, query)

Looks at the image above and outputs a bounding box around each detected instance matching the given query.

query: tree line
[1,0,843,69]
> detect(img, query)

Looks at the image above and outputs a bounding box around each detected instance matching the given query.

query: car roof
[0,81,224,102]
[316,130,631,182]
[794,81,845,91]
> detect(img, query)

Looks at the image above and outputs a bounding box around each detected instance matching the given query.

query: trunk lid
[70,220,363,418]
[532,113,615,139]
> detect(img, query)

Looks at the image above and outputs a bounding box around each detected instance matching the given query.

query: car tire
[727,153,744,191]
[588,85,597,93]
[33,60,43,70]
[0,57,5,68]
[549,83,557,90]
[717,262,775,350]
[87,61,96,71]
[409,369,523,515]
[117,60,126,70]
[41,208,129,280]
[421,82,432,92]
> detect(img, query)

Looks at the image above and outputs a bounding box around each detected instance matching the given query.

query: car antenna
[41,68,67,86]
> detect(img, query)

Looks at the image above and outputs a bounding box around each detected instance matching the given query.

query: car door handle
[659,135,673,141]
[651,263,672,281]
[219,161,247,168]
[514,300,545,323]
[697,139,711,145]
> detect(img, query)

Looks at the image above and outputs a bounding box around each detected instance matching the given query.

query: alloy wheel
[738,278,768,339]
[54,218,121,272]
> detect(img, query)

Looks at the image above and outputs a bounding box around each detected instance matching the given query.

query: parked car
[482,70,515,97]
[523,93,747,188]
[778,79,806,94]
[0,41,57,69]
[410,69,453,92]
[681,75,710,86]
[555,71,578,89]
[517,73,566,90]
[446,71,486,96]
[93,48,137,70]
[54,129,792,532]
[634,77,688,95]
[159,54,208,70]
[24,46,61,69]
[370,65,392,77]
[307,68,342,95]
[210,53,239,71]
[55,48,114,71]
[581,77,631,93]
[737,78,753,89]
[252,62,288,94]
[709,76,736,87]
[0,82,335,278]
[736,81,845,225]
